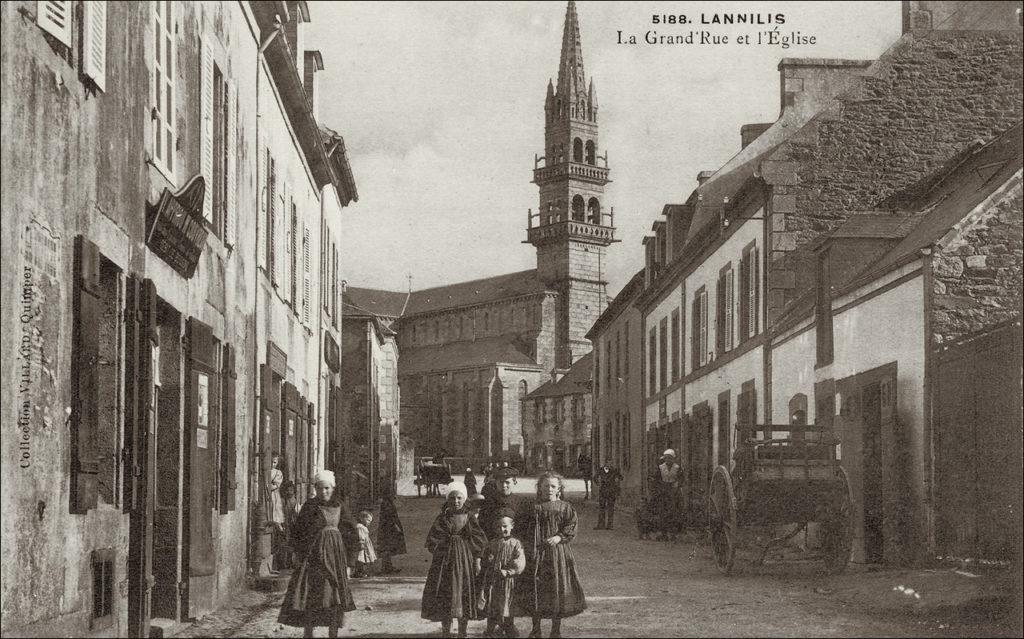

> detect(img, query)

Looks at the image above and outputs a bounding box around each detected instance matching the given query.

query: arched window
[556,144,564,164]
[573,138,583,163]
[571,195,585,221]
[585,140,596,165]
[587,197,600,224]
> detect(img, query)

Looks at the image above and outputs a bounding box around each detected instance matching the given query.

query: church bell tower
[527,1,617,370]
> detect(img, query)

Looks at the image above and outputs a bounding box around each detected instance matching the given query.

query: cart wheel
[821,466,853,575]
[708,465,737,575]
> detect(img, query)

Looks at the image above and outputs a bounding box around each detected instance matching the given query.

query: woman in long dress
[516,471,586,638]
[278,469,358,638]
[377,485,407,574]
[421,481,487,637]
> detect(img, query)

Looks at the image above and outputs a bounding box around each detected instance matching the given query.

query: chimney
[902,1,1022,33]
[304,50,324,120]
[284,2,310,71]
[740,123,772,149]
[778,58,873,116]
[696,170,715,185]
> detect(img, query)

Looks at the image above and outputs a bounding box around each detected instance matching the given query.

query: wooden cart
[707,423,853,575]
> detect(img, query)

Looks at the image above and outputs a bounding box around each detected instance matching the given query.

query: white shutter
[258,143,266,269]
[201,42,214,223]
[302,226,311,326]
[37,1,72,47]
[82,1,106,91]
[225,86,236,247]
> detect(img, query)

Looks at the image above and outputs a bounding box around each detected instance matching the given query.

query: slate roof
[587,269,645,340]
[404,269,549,316]
[343,287,409,318]
[528,352,593,399]
[399,337,542,376]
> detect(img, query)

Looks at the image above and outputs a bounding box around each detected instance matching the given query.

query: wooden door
[861,383,884,563]
[126,277,158,637]
[186,319,217,616]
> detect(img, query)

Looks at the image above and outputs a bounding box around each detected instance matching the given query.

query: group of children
[422,471,585,638]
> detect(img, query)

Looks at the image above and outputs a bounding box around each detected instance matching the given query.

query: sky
[307,1,904,296]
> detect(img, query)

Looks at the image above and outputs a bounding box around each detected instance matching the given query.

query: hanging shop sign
[147,174,209,278]
[324,333,341,373]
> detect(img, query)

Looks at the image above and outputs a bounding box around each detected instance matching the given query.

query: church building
[344,1,617,468]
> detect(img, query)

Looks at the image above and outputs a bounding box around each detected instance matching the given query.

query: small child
[421,482,487,638]
[477,511,525,637]
[350,510,377,578]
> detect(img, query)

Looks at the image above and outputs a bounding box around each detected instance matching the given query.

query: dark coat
[514,499,586,618]
[594,466,623,500]
[376,496,407,555]
[421,506,488,621]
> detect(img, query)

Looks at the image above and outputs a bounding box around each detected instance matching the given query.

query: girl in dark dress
[278,469,358,638]
[377,485,407,575]
[421,481,488,638]
[516,471,586,638]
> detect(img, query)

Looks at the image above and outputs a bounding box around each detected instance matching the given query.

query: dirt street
[177,483,1018,638]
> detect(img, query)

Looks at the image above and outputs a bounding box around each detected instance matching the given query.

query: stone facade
[932,173,1023,343]
[764,29,1023,325]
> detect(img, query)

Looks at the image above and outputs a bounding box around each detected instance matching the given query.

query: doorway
[152,300,182,621]
[861,383,884,563]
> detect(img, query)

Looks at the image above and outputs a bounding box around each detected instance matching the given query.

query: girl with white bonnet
[652,449,682,541]
[421,481,487,637]
[279,468,359,638]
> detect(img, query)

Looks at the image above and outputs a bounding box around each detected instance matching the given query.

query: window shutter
[219,344,237,512]
[201,42,214,223]
[82,1,106,90]
[72,236,101,513]
[269,157,278,285]
[690,296,699,371]
[699,291,708,366]
[302,225,311,326]
[739,251,750,341]
[724,270,734,351]
[750,246,759,336]
[225,86,237,246]
[258,145,267,269]
[715,273,725,356]
[37,0,72,47]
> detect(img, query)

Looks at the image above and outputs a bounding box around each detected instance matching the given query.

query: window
[659,317,668,390]
[691,287,709,369]
[604,338,611,389]
[204,59,231,239]
[573,137,583,162]
[266,151,276,281]
[91,548,115,630]
[593,345,600,397]
[615,329,621,380]
[670,310,680,382]
[289,201,298,309]
[83,1,107,90]
[716,264,735,355]
[816,250,834,366]
[152,1,176,179]
[648,326,657,396]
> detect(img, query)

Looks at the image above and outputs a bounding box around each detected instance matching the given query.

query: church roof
[528,352,593,399]
[404,269,549,316]
[399,336,542,376]
[343,287,409,318]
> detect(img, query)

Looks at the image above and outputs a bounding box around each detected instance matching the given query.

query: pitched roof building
[345,2,617,466]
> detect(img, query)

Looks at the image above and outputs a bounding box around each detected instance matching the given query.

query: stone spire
[556,1,586,103]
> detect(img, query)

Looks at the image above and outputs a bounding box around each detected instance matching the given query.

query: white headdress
[313,469,336,488]
[662,449,676,458]
[446,481,468,499]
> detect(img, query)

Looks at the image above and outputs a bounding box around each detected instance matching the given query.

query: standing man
[593,464,623,530]
[652,449,682,541]
[576,446,593,500]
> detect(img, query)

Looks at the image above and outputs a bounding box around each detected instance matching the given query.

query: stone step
[149,617,188,638]
[253,569,292,593]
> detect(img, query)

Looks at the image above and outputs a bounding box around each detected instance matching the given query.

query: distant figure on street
[280,480,299,569]
[477,510,526,637]
[265,453,286,574]
[421,482,487,637]
[593,465,623,530]
[377,486,406,575]
[278,469,358,638]
[515,471,586,638]
[350,510,377,578]
[576,448,593,500]
[464,467,478,497]
[652,449,682,541]
[479,467,519,541]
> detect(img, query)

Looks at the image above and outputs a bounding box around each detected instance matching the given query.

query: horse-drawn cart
[707,423,853,575]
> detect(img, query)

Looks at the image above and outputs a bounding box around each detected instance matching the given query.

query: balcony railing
[533,161,610,185]
[526,219,617,246]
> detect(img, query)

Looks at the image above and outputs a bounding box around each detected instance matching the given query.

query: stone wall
[932,172,1023,344]
[764,30,1023,322]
